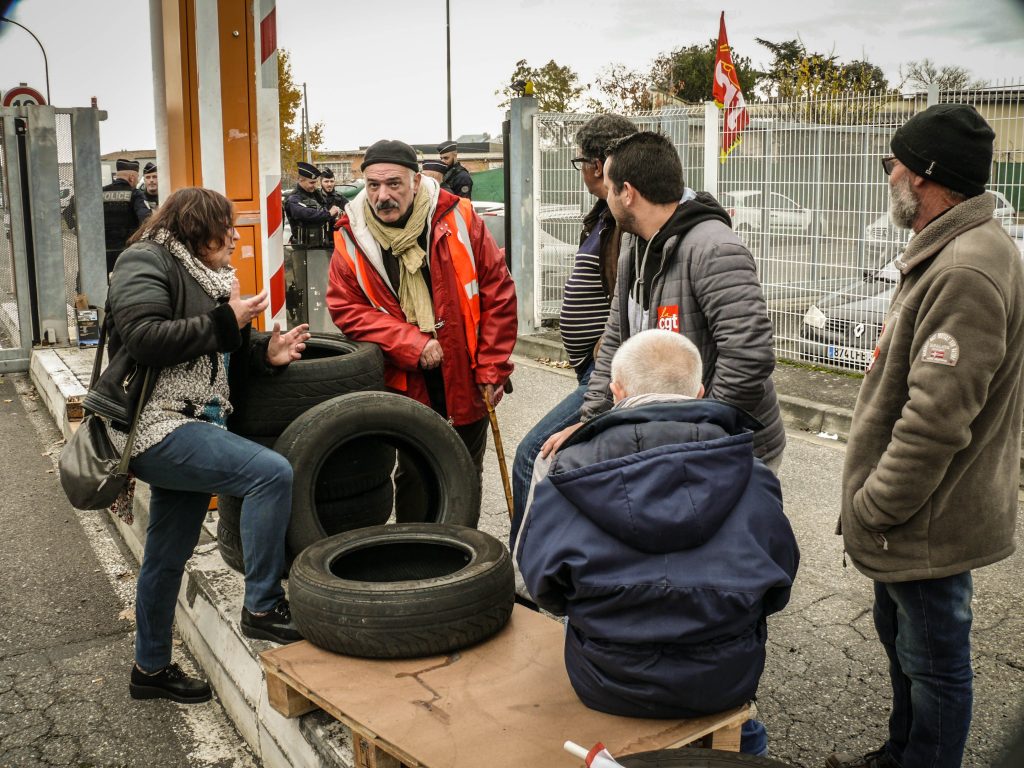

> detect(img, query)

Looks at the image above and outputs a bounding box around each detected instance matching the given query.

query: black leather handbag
[58,316,152,510]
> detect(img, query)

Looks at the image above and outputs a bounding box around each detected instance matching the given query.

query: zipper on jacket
[122,366,138,393]
[875,533,889,551]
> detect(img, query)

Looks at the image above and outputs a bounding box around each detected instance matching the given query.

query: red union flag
[712,11,750,162]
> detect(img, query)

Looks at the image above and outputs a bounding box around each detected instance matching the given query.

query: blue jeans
[741,719,768,756]
[511,364,592,528]
[130,422,293,671]
[873,573,974,768]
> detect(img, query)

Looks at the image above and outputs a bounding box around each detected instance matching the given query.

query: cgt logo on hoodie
[658,304,680,332]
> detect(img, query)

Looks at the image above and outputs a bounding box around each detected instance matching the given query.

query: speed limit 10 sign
[2,86,47,107]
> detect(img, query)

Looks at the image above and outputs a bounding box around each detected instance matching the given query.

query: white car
[865,189,1016,257]
[721,190,824,236]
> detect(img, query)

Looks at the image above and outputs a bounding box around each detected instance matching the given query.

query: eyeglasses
[881,156,898,176]
[571,156,596,171]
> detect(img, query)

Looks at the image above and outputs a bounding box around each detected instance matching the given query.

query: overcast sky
[1,0,1023,155]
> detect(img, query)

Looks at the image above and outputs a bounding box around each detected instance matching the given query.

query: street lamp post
[0,16,51,104]
[445,0,452,141]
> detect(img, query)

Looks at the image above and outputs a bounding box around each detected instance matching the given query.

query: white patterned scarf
[108,229,237,523]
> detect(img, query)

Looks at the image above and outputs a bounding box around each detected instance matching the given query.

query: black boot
[826,747,901,768]
[129,662,212,704]
[241,599,303,644]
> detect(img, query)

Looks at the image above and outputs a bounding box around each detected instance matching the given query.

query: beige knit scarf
[363,186,435,332]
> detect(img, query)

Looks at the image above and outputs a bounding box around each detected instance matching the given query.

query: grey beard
[889,175,919,230]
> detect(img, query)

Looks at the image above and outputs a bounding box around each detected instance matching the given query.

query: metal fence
[56,112,82,343]
[0,118,18,350]
[532,84,1024,372]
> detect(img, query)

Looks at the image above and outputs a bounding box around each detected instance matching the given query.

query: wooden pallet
[261,605,751,767]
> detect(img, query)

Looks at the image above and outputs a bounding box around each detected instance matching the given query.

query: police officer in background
[317,167,349,215]
[437,141,473,199]
[140,162,159,210]
[285,161,339,328]
[103,158,152,274]
[285,161,338,247]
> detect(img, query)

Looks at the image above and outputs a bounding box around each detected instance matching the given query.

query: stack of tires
[216,333,515,658]
[217,333,390,572]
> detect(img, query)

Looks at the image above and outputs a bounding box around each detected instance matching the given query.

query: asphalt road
[0,372,255,768]
[2,354,1021,767]
[483,356,1024,767]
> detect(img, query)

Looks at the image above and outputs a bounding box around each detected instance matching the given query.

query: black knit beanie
[361,139,420,172]
[890,104,994,197]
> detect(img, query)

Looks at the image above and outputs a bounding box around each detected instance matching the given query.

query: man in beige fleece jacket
[829,106,1024,768]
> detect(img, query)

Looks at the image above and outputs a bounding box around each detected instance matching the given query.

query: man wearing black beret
[437,140,473,199]
[102,158,152,274]
[140,162,159,210]
[327,139,516,520]
[831,104,1024,768]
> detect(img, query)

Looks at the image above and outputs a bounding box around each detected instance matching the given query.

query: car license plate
[827,345,872,365]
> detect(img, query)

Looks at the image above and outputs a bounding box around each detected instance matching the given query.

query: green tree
[755,38,893,123]
[586,41,759,114]
[756,38,889,100]
[279,49,324,178]
[650,39,760,104]
[899,58,987,91]
[496,59,587,112]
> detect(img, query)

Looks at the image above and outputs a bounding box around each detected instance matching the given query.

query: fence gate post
[70,109,107,315]
[24,105,68,345]
[703,102,718,199]
[508,95,537,335]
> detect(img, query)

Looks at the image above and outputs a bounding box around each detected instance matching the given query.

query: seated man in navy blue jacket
[514,329,799,756]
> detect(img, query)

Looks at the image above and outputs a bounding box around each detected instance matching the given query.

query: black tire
[215,495,294,578]
[289,523,514,658]
[620,749,795,767]
[229,334,385,438]
[277,392,481,556]
[216,495,245,574]
[315,437,396,500]
[317,479,394,535]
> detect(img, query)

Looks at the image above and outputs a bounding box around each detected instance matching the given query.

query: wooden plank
[709,720,742,752]
[265,665,318,718]
[260,605,754,767]
[352,731,405,768]
[664,704,750,752]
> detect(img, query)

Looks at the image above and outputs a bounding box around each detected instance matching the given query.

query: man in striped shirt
[511,114,636,529]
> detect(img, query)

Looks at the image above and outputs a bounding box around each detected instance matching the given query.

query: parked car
[865,189,1016,257]
[471,200,504,216]
[800,226,1024,371]
[720,190,824,236]
[799,259,897,370]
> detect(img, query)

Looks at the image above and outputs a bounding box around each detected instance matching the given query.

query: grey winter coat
[580,208,785,463]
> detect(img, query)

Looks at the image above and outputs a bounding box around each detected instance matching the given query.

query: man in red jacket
[327,139,517,519]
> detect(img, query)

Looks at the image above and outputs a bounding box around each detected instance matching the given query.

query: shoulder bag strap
[88,311,109,389]
[116,366,154,474]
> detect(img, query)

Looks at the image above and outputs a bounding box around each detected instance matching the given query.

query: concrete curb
[30,350,355,768]
[777,394,854,442]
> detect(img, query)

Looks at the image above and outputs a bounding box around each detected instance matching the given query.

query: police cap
[297,161,321,179]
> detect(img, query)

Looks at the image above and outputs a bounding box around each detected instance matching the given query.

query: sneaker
[826,747,901,768]
[129,662,212,704]
[241,599,303,644]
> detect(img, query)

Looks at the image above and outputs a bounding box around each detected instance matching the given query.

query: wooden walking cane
[482,386,515,520]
